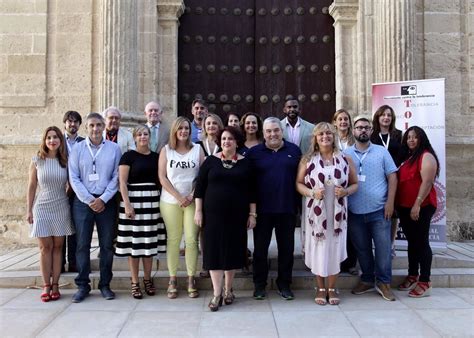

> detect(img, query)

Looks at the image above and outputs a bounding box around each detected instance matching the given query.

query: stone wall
[0,0,472,244]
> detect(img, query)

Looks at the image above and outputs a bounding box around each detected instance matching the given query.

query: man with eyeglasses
[144,101,170,153]
[102,106,135,155]
[344,115,398,301]
[280,98,314,154]
[62,111,85,273]
[190,99,208,143]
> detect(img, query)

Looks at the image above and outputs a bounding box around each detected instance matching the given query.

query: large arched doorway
[178,0,335,123]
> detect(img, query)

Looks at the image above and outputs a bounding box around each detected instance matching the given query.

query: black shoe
[100,287,115,300]
[72,288,90,303]
[253,288,266,300]
[278,288,294,300]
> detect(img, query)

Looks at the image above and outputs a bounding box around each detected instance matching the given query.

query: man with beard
[102,106,135,155]
[190,99,208,143]
[344,116,398,301]
[280,98,314,154]
[62,111,84,273]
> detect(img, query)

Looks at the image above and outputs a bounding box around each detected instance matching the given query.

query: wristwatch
[249,212,257,218]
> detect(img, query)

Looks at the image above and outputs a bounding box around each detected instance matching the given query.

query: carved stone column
[100,0,139,113]
[156,0,184,120]
[329,1,359,112]
[374,0,415,82]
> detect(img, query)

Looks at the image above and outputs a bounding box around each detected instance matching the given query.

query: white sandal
[328,288,340,305]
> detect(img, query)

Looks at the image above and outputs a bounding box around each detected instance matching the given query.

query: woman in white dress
[26,126,74,302]
[296,122,358,305]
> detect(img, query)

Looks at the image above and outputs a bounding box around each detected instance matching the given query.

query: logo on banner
[401,85,417,96]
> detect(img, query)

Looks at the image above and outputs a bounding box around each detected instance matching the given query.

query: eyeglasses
[354,126,372,131]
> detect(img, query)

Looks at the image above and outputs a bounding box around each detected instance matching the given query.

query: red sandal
[50,283,61,301]
[408,281,432,298]
[398,275,418,291]
[41,284,51,302]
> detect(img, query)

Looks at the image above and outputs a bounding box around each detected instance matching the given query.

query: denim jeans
[348,209,392,284]
[73,196,117,290]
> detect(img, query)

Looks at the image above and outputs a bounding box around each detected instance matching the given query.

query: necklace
[221,153,238,169]
[320,154,334,186]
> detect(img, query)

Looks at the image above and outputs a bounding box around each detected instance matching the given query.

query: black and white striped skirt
[116,183,166,257]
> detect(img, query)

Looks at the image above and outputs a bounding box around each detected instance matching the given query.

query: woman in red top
[396,126,439,298]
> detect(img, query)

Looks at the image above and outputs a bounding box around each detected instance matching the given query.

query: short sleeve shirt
[344,142,397,214]
[119,150,159,184]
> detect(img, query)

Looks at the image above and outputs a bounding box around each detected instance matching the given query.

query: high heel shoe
[41,284,51,302]
[131,282,143,299]
[223,287,235,305]
[208,294,223,312]
[187,278,199,298]
[50,283,61,301]
[167,280,178,299]
[143,279,156,296]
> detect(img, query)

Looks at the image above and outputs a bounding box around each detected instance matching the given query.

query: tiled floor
[1,287,473,337]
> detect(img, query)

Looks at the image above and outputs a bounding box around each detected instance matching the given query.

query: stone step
[84,252,474,272]
[1,267,473,290]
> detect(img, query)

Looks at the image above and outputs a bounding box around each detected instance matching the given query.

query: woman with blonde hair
[196,113,224,157]
[26,126,74,302]
[296,122,358,305]
[159,117,205,298]
[332,109,355,151]
[116,124,161,299]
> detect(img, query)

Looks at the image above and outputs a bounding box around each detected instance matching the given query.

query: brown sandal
[131,282,143,299]
[187,278,199,298]
[143,279,156,296]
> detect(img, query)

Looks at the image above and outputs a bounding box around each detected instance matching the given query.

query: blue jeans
[348,209,392,284]
[73,196,117,290]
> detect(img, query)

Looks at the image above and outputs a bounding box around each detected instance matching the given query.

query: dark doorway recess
[178,0,335,123]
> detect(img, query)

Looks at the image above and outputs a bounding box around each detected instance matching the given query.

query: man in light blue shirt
[344,116,398,301]
[69,112,122,303]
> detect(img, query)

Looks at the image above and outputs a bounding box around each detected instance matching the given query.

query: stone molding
[329,1,359,112]
[157,0,185,20]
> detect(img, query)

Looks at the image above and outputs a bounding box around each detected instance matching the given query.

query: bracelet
[249,212,257,218]
[416,196,423,201]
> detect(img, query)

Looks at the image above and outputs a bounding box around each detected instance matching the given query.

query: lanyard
[379,133,390,149]
[353,150,368,174]
[205,139,218,156]
[338,139,347,151]
[86,139,104,173]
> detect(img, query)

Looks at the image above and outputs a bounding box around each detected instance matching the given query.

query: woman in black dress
[194,126,256,311]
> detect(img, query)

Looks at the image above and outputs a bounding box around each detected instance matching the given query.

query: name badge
[358,174,366,182]
[89,173,100,181]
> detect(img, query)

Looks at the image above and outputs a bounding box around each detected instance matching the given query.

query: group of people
[26,97,439,310]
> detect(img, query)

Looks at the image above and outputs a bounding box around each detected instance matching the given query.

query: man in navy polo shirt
[247,117,301,300]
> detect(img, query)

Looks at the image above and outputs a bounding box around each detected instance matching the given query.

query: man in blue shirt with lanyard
[62,111,84,273]
[247,117,301,300]
[69,112,122,303]
[344,116,398,301]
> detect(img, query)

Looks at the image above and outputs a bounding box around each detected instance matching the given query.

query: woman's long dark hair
[400,126,440,177]
[372,105,396,134]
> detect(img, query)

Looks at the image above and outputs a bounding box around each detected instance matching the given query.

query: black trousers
[62,195,77,267]
[340,228,357,271]
[253,213,295,289]
[398,205,436,282]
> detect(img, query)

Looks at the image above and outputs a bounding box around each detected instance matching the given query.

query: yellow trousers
[160,201,199,276]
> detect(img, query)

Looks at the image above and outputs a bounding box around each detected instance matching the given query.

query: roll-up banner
[372,79,447,251]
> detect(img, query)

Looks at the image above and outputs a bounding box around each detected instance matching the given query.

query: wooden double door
[178,0,335,123]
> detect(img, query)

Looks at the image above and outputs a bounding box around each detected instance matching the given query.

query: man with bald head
[144,101,170,153]
[102,106,135,155]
